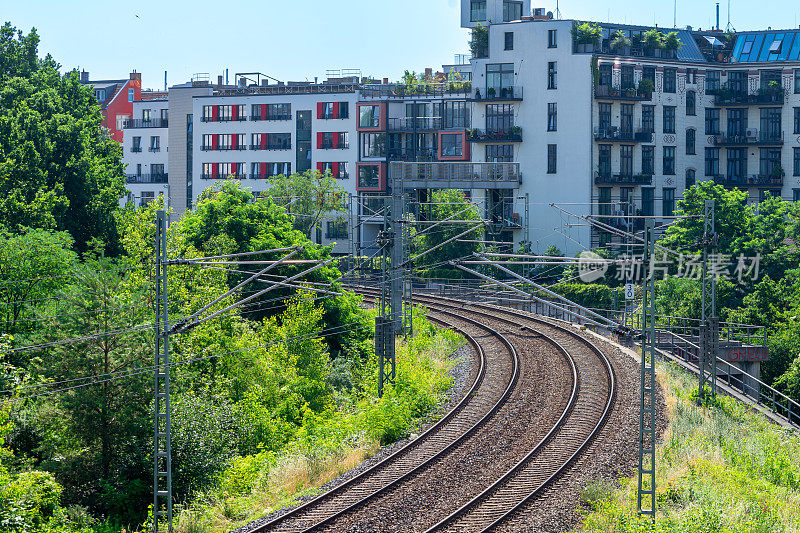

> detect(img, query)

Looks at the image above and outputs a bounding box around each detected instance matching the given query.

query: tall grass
[173,309,463,533]
[578,360,800,533]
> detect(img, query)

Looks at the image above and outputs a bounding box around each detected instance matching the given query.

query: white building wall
[461,0,532,29]
[120,99,170,207]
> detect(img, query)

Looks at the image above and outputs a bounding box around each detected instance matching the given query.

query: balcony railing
[594,85,652,101]
[712,132,784,146]
[472,86,523,102]
[123,118,168,128]
[388,147,438,162]
[131,146,142,153]
[250,114,292,121]
[200,116,248,122]
[321,142,350,149]
[467,128,522,142]
[250,144,292,150]
[714,88,785,106]
[594,172,653,185]
[201,174,247,180]
[359,82,471,99]
[390,161,521,190]
[148,146,161,152]
[388,117,444,131]
[714,174,784,188]
[126,173,168,184]
[594,128,653,143]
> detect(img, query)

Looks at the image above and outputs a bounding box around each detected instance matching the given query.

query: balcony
[131,146,142,153]
[390,161,521,190]
[467,128,522,143]
[250,144,291,151]
[127,173,168,184]
[712,132,784,146]
[594,85,652,101]
[123,118,168,128]
[200,116,248,122]
[471,86,523,102]
[201,174,247,180]
[715,174,784,189]
[321,142,350,149]
[388,147,438,162]
[713,88,785,106]
[359,81,471,99]
[388,117,444,131]
[594,127,653,143]
[594,172,653,186]
[250,114,292,121]
[148,146,161,152]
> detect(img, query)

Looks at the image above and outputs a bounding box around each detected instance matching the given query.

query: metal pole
[153,210,172,532]
[699,199,717,403]
[637,219,656,522]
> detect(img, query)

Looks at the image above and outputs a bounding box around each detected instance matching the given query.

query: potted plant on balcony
[637,77,655,98]
[768,80,782,102]
[487,87,496,99]
[770,164,785,184]
[572,22,602,53]
[663,31,682,59]
[642,28,663,57]
[474,88,481,100]
[625,87,636,98]
[610,30,632,55]
[511,126,522,138]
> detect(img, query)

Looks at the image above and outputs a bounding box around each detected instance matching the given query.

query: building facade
[80,71,142,143]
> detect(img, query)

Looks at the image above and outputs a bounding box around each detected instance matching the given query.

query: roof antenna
[556,0,561,20]
[674,0,677,28]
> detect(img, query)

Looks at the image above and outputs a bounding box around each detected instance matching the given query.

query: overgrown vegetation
[578,360,800,532]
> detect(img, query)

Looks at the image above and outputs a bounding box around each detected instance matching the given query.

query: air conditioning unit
[533,8,546,16]
[746,128,759,140]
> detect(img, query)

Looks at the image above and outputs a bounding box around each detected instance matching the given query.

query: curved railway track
[246,289,617,533]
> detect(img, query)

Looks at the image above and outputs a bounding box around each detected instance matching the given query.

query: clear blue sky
[5,0,800,90]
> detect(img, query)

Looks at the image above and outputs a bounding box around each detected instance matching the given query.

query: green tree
[0,23,126,252]
[260,170,347,240]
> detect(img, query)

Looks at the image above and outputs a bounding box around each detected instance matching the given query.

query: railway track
[246,289,617,533]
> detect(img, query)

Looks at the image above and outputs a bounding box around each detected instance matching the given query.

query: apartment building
[464,0,800,252]
[122,92,169,206]
[79,70,142,143]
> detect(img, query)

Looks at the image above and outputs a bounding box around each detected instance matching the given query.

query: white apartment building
[122,94,169,207]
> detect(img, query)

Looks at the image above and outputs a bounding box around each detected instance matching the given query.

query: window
[663,146,676,175]
[326,221,348,240]
[161,109,168,121]
[441,134,463,157]
[441,101,470,128]
[142,109,151,121]
[202,134,213,150]
[217,134,232,150]
[795,108,800,134]
[760,189,773,203]
[729,71,747,95]
[547,61,557,89]
[548,29,557,48]
[218,105,232,121]
[266,103,291,120]
[505,32,514,50]
[686,90,696,116]
[94,89,106,101]
[705,147,720,176]
[705,108,720,135]
[128,89,134,102]
[642,66,656,86]
[503,0,523,21]
[251,104,261,120]
[642,145,654,175]
[663,188,676,217]
[547,144,557,173]
[132,136,141,152]
[598,145,611,177]
[599,103,612,131]
[795,70,800,94]
[620,104,633,133]
[663,106,675,134]
[686,129,696,155]
[470,0,486,21]
[727,148,748,181]
[266,133,291,150]
[337,162,349,179]
[686,169,696,189]
[598,187,612,216]
[760,69,781,89]
[486,63,515,96]
[620,145,633,176]
[728,108,748,137]
[150,136,160,151]
[621,66,634,91]
[706,70,721,93]
[598,64,612,86]
[547,103,557,131]
[116,114,128,130]
[642,188,655,216]
[761,107,782,142]
[202,106,213,122]
[486,104,514,132]
[760,148,782,177]
[686,69,697,84]
[359,105,380,128]
[794,189,800,202]
[140,191,155,207]
[642,105,654,133]
[358,165,381,188]
[361,133,386,157]
[663,68,676,93]
[486,144,514,162]
[795,148,800,176]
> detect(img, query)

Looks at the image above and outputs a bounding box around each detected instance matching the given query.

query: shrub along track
[245,289,629,533]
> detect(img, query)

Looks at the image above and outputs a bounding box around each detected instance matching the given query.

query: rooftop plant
[572,22,602,46]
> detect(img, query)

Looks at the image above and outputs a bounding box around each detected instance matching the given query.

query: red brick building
[79,70,142,143]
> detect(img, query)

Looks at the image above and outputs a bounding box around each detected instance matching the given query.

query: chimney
[80,70,89,83]
[383,77,389,84]
[425,68,433,78]
[129,71,141,84]
[716,2,720,30]
[217,75,223,86]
